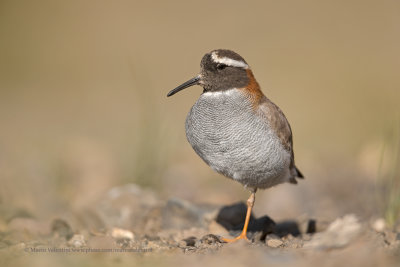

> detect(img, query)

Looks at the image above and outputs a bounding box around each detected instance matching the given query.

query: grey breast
[185,89,291,189]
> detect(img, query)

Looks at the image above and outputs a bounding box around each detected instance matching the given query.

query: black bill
[167,76,200,97]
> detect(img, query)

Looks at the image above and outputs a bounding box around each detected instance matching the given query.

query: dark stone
[216,202,255,230]
[231,215,276,241]
[200,234,223,245]
[181,236,197,247]
[307,219,317,234]
[274,220,301,237]
[215,202,276,241]
[142,235,161,241]
[51,219,74,240]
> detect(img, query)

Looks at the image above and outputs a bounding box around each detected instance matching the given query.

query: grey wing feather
[258,96,304,181]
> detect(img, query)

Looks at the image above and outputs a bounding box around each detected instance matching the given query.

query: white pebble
[111,228,135,240]
[372,218,386,232]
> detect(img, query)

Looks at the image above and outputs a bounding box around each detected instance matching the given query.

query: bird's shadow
[216,202,317,240]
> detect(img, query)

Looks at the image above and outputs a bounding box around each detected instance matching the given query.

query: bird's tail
[295,166,304,178]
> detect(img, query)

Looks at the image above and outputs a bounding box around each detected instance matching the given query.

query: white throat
[202,88,237,97]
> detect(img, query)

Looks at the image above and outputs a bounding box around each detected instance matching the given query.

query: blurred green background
[0,0,399,224]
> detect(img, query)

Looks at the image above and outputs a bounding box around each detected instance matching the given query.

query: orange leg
[221,190,256,243]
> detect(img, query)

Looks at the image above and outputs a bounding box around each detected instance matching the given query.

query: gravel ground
[1,184,399,267]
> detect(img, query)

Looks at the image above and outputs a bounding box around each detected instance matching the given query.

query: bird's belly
[185,90,291,189]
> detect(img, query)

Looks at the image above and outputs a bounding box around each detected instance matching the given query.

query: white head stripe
[211,52,249,69]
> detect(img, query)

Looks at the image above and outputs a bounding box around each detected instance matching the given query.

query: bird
[167,49,303,242]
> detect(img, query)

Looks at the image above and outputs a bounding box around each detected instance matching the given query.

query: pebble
[372,218,386,232]
[180,236,197,247]
[67,234,86,248]
[216,202,251,230]
[111,227,135,240]
[266,239,283,248]
[51,219,74,240]
[200,234,222,245]
[384,231,400,246]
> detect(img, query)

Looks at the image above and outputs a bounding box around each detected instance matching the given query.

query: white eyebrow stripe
[211,52,249,69]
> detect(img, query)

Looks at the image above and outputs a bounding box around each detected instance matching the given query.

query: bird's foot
[220,191,256,244]
[220,232,251,243]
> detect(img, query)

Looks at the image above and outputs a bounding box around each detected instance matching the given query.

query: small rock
[200,234,222,245]
[372,218,386,232]
[216,202,254,230]
[110,227,134,240]
[281,234,294,241]
[251,216,276,240]
[142,234,161,242]
[274,220,300,237]
[180,236,197,247]
[51,219,74,240]
[267,239,283,248]
[67,234,86,248]
[384,231,400,246]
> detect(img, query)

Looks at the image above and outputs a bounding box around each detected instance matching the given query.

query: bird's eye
[217,64,227,70]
